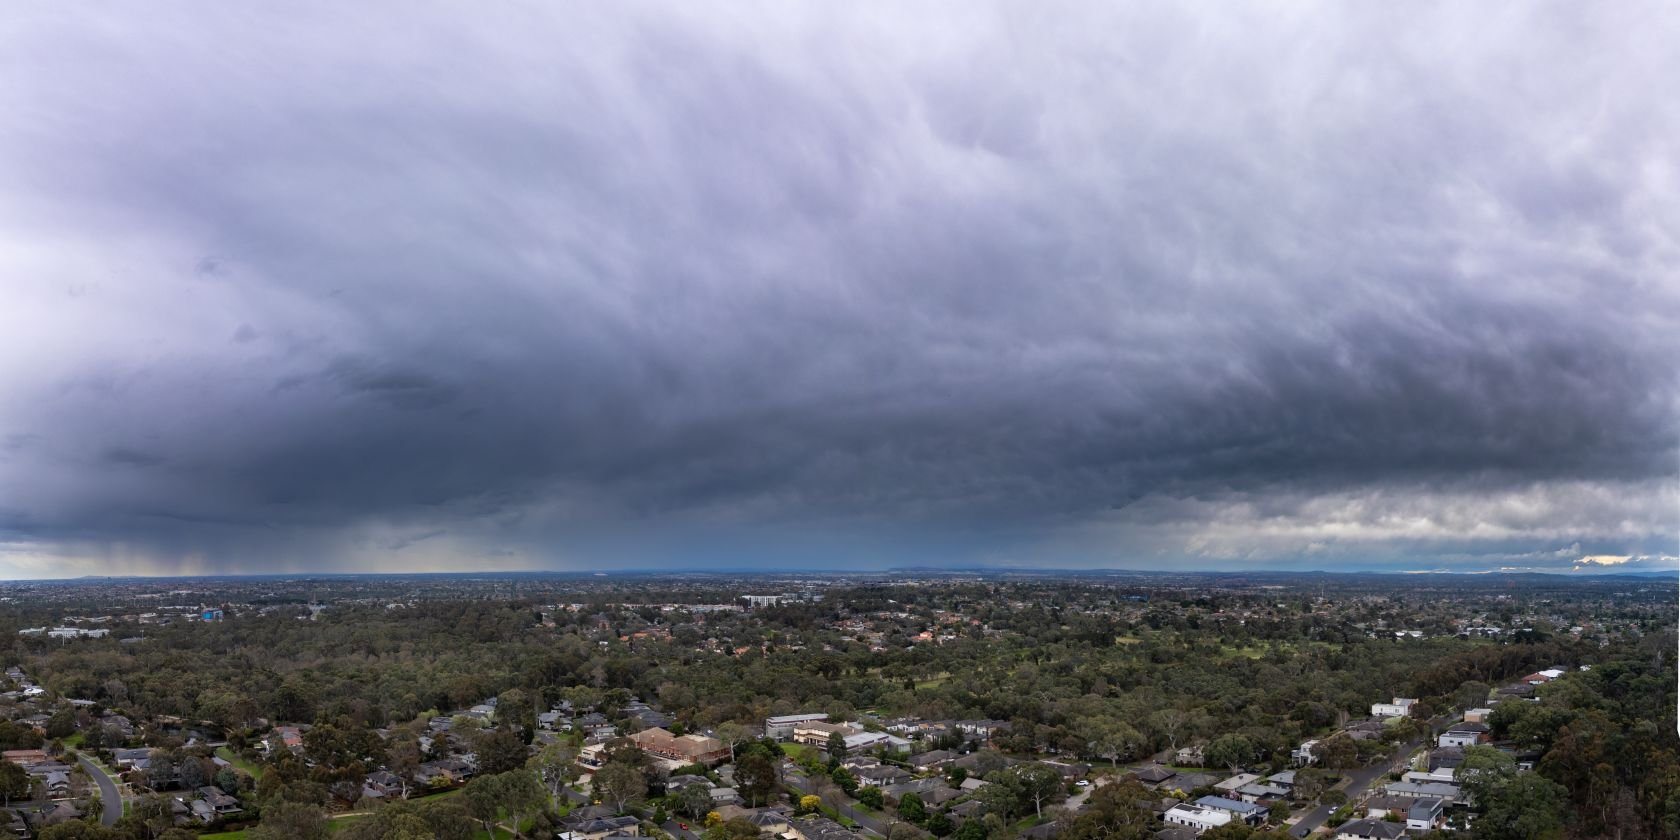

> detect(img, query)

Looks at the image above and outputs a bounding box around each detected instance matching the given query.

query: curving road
[78,755,123,827]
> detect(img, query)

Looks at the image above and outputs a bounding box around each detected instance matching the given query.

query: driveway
[78,754,123,827]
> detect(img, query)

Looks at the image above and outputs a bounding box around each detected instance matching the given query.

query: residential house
[907,749,959,772]
[748,810,793,833]
[1290,739,1320,766]
[1162,803,1231,834]
[1384,780,1463,804]
[1370,698,1417,718]
[266,726,304,755]
[562,816,641,840]
[1361,795,1415,819]
[788,816,856,840]
[1213,773,1260,795]
[1406,797,1445,831]
[188,799,216,823]
[43,771,70,799]
[1234,780,1289,804]
[954,720,1010,740]
[843,731,912,755]
[1132,766,1177,790]
[198,787,241,816]
[1193,796,1265,826]
[1463,707,1494,724]
[1437,722,1489,749]
[1334,819,1406,840]
[851,764,910,787]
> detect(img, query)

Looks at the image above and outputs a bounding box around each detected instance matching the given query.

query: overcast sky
[1,2,1676,578]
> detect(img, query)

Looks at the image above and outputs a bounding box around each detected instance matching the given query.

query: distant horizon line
[0,565,1672,585]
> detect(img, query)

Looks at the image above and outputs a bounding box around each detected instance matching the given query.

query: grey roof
[1193,795,1264,817]
[1337,819,1407,839]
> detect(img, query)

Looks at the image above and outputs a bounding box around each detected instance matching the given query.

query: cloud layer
[1,2,1676,576]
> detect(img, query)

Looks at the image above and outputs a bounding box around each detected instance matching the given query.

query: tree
[1010,763,1065,820]
[1060,780,1156,840]
[593,761,647,813]
[475,727,528,775]
[1453,681,1492,713]
[897,791,926,823]
[1267,799,1290,824]
[952,819,988,840]
[529,741,578,802]
[463,773,506,837]
[36,824,122,840]
[857,785,884,809]
[1290,767,1327,802]
[716,722,747,763]
[827,730,849,764]
[497,769,546,839]
[247,801,329,840]
[0,760,29,805]
[387,732,422,799]
[1206,734,1257,773]
[1152,708,1191,752]
[1473,773,1568,840]
[677,782,716,819]
[45,708,78,740]
[1317,734,1358,770]
[925,812,953,837]
[735,751,779,807]
[830,765,858,794]
[798,794,822,814]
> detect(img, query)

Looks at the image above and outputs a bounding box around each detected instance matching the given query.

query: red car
[678,824,688,831]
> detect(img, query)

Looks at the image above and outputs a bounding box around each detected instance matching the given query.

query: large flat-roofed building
[630,728,731,767]
[766,713,830,740]
[793,720,858,747]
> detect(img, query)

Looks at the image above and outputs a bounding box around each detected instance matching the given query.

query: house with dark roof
[1334,819,1406,840]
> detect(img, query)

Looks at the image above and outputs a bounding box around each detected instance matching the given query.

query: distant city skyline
[1,3,1676,579]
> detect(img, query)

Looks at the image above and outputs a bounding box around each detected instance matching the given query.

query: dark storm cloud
[0,2,1675,575]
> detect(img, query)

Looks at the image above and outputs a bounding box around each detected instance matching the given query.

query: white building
[1162,803,1231,834]
[1371,697,1417,718]
[1291,739,1320,766]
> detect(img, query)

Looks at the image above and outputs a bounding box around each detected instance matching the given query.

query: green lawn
[782,742,820,763]
[216,747,266,780]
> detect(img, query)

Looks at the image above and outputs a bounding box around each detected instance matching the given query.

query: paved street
[1290,715,1448,837]
[663,819,701,840]
[78,754,123,827]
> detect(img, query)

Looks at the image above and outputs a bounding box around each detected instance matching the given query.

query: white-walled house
[1371,697,1417,718]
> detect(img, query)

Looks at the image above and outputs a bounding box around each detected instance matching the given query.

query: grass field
[782,742,820,763]
[215,746,266,780]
